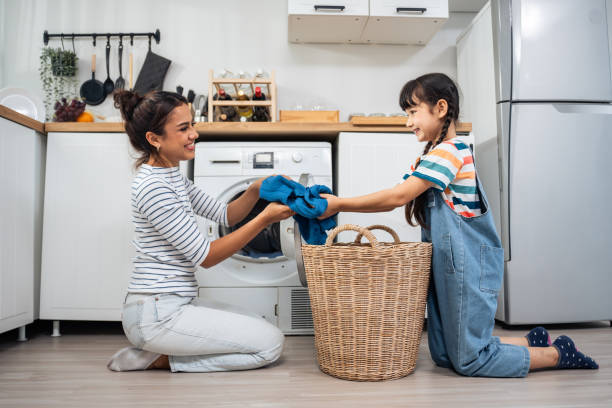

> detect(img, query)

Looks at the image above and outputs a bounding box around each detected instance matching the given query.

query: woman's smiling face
[154,103,197,166]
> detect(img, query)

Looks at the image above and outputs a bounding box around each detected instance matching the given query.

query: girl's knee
[452,362,479,377]
[430,351,452,368]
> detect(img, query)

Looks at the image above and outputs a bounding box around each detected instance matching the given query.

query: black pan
[80,54,105,106]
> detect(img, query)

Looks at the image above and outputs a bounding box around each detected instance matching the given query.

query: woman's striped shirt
[128,164,228,297]
[404,136,482,217]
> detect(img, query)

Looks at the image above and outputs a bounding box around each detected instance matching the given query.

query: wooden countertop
[44,121,472,140]
[2,106,472,138]
[0,105,45,133]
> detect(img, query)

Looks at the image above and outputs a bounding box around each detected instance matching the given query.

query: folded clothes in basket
[260,176,336,245]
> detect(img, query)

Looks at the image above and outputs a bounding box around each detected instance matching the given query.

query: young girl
[320,73,598,377]
[107,90,294,373]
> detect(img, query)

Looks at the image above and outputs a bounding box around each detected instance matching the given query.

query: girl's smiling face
[147,103,197,167]
[405,97,447,143]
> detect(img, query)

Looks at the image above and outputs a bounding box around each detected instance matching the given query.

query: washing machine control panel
[194,142,332,178]
[253,152,274,169]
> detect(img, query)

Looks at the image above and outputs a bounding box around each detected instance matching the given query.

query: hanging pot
[80,54,105,106]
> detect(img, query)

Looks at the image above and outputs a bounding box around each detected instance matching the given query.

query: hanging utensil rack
[43,29,161,46]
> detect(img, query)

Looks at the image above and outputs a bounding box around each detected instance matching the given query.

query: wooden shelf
[209,69,277,122]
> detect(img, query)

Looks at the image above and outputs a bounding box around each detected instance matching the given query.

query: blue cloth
[423,173,531,378]
[259,176,336,245]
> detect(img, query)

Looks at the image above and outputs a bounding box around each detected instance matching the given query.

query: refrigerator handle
[491,0,513,103]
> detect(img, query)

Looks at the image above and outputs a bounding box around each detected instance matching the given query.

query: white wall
[1,0,475,121]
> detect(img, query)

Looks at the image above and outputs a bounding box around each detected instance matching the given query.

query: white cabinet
[288,0,448,44]
[0,117,45,335]
[40,132,135,321]
[288,0,369,43]
[336,132,425,243]
[362,0,449,44]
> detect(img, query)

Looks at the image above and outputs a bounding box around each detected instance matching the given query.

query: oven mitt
[260,175,336,245]
[133,51,171,94]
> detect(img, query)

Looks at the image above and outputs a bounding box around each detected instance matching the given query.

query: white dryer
[194,141,332,334]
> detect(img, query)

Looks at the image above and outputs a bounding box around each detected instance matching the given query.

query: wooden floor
[0,321,610,407]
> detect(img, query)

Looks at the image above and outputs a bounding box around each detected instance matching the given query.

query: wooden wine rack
[207,69,277,122]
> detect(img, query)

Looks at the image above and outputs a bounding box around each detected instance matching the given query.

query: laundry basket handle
[325,224,380,247]
[354,225,400,244]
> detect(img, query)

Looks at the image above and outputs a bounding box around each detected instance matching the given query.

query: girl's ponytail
[399,73,460,228]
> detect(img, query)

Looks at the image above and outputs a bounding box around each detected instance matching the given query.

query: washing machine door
[218,178,287,263]
[214,174,309,286]
[278,174,309,287]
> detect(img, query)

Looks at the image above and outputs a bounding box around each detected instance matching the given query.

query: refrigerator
[489,0,612,324]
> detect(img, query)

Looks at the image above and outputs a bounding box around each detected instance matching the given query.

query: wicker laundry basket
[301,224,432,381]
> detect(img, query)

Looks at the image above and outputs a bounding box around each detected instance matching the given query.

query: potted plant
[39,47,79,120]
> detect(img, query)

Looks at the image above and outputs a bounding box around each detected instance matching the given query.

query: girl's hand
[262,202,295,224]
[318,194,341,219]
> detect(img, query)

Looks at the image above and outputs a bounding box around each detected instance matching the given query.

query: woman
[107,90,293,372]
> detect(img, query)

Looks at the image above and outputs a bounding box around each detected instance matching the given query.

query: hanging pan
[80,54,105,105]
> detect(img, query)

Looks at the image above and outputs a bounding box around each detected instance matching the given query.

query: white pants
[121,293,285,372]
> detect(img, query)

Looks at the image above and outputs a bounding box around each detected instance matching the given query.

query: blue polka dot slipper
[526,326,551,347]
[552,335,599,369]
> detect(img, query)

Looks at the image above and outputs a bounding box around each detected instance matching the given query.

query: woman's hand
[261,202,295,224]
[249,174,292,193]
[249,176,266,193]
[318,193,341,219]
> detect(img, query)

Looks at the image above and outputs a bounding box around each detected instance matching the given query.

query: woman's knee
[251,323,284,364]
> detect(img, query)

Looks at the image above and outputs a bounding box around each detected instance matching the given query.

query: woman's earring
[156,145,160,152]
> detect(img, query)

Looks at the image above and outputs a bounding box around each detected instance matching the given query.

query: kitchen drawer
[288,0,369,16]
[369,0,448,18]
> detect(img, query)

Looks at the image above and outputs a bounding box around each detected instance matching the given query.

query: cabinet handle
[396,7,427,14]
[314,5,346,12]
[210,160,240,164]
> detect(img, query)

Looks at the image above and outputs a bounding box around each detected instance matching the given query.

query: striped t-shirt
[404,136,482,217]
[128,164,228,297]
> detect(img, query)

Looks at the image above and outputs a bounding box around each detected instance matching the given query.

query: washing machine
[194,141,332,334]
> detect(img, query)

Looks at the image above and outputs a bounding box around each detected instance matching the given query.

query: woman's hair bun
[113,90,143,121]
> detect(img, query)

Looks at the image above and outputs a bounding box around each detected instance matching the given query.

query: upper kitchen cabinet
[288,0,449,44]
[288,0,369,43]
[361,0,449,44]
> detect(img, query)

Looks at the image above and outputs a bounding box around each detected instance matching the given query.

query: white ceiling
[449,0,488,12]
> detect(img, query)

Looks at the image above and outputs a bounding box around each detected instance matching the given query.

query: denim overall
[421,175,530,377]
